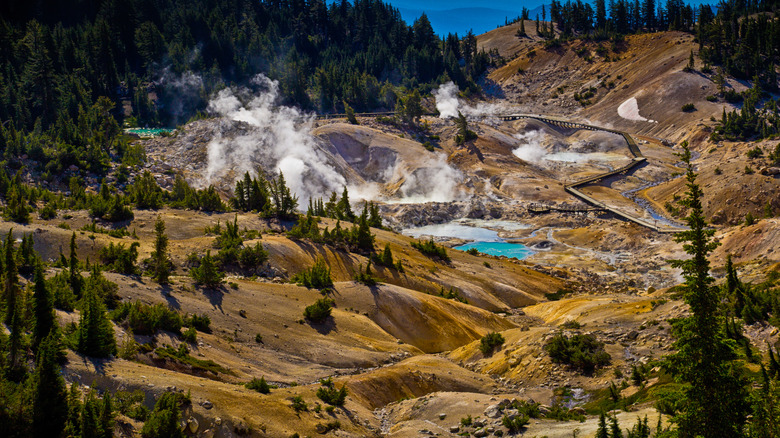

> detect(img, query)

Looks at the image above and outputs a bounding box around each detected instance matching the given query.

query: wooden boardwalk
[498,114,683,233]
[316,110,684,233]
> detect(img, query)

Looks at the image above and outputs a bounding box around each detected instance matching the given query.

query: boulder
[187,417,199,433]
[484,404,502,419]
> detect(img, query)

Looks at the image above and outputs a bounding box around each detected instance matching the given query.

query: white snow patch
[618,97,651,122]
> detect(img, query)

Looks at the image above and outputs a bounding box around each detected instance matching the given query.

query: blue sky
[385,0,545,35]
[340,1,713,36]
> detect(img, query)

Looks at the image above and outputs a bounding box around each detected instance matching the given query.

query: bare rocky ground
[15,26,780,437]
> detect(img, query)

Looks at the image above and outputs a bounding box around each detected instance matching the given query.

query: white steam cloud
[433,81,460,118]
[204,74,465,207]
[395,154,465,203]
[205,74,347,203]
[433,81,512,120]
[512,130,549,163]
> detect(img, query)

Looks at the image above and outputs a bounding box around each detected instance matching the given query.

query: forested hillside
[0,0,493,129]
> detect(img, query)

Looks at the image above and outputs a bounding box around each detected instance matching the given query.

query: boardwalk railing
[496,114,683,233]
[318,111,683,233]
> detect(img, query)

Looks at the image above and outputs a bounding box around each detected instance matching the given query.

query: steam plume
[205,74,347,203]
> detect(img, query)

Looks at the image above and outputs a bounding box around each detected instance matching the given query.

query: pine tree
[368,202,382,228]
[354,204,374,252]
[725,254,745,315]
[596,412,609,438]
[64,384,82,438]
[80,390,102,438]
[344,100,358,125]
[151,216,170,284]
[610,414,623,438]
[596,0,607,30]
[130,171,163,209]
[76,282,117,358]
[663,142,749,437]
[31,334,68,438]
[99,392,114,438]
[3,230,19,325]
[69,233,84,298]
[141,393,185,438]
[337,186,355,221]
[269,172,298,219]
[32,262,55,351]
[191,251,223,288]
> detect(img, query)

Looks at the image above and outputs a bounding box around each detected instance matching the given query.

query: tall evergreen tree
[151,216,170,284]
[663,142,749,437]
[596,0,608,30]
[32,262,55,351]
[31,334,68,438]
[643,0,656,30]
[76,281,116,358]
[337,186,355,221]
[69,233,83,298]
[3,230,19,326]
[596,412,609,438]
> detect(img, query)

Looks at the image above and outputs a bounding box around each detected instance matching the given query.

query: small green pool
[124,128,175,138]
[454,241,534,260]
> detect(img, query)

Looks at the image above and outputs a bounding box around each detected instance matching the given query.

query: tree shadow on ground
[200,285,227,313]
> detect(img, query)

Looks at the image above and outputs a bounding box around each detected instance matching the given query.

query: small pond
[402,220,534,260]
[453,241,535,260]
[124,128,175,138]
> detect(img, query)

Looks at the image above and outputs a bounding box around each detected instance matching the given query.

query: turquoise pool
[124,128,175,137]
[454,241,534,260]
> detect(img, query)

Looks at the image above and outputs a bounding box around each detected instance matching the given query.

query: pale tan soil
[9,27,780,438]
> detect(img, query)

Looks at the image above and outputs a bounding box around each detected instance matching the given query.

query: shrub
[746,146,764,158]
[560,320,582,329]
[99,242,140,274]
[111,301,184,336]
[411,238,451,262]
[154,345,231,374]
[745,212,755,226]
[291,396,308,412]
[316,377,347,405]
[544,289,571,301]
[706,94,718,102]
[39,202,57,219]
[438,287,468,304]
[182,327,197,343]
[502,414,529,433]
[190,251,224,288]
[292,258,332,289]
[479,332,505,355]
[544,332,610,374]
[130,171,164,209]
[238,243,269,273]
[681,103,696,112]
[353,263,378,286]
[246,377,272,394]
[304,298,335,323]
[184,314,211,333]
[141,392,189,438]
